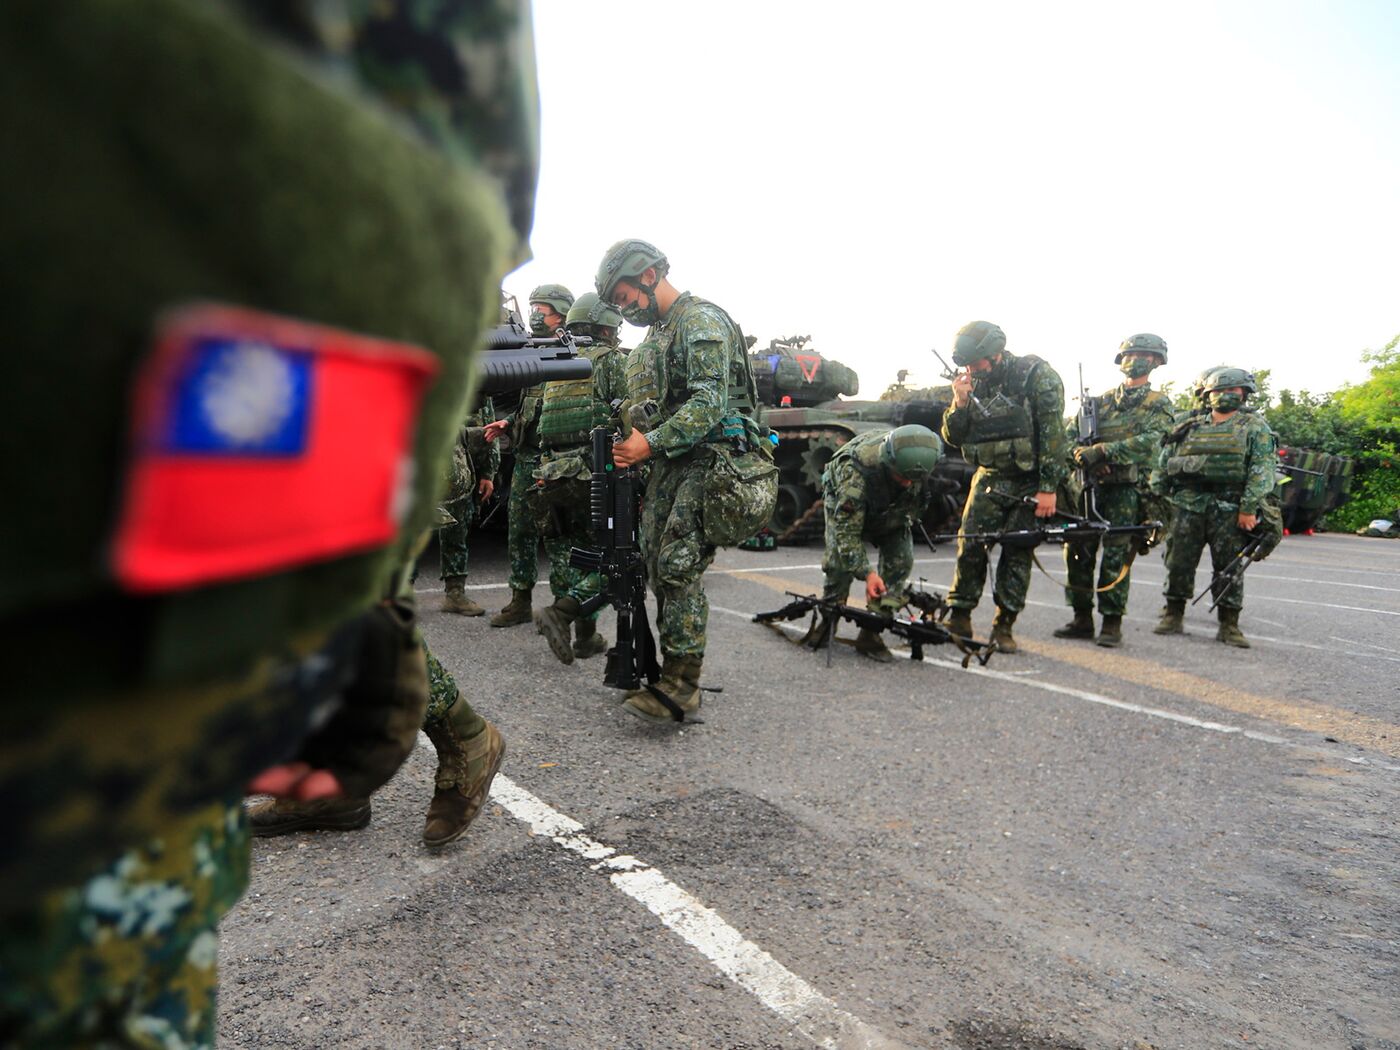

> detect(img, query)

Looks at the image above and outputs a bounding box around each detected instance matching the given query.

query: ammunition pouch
[528,452,591,538]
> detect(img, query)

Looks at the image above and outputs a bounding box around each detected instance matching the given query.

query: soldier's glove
[294,598,429,800]
[1073,443,1110,468]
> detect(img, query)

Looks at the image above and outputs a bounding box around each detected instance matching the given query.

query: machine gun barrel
[476,345,592,396]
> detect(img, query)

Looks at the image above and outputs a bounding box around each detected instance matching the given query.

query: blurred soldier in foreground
[1150,367,1279,647]
[532,292,630,663]
[440,396,500,615]
[0,1,538,1044]
[484,283,574,627]
[596,240,775,722]
[941,321,1068,652]
[806,426,944,662]
[1055,334,1176,647]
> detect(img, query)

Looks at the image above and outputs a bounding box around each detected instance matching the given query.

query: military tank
[751,338,974,544]
[1276,446,1354,533]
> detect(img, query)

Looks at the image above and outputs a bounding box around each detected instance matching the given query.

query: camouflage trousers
[506,453,542,592]
[438,495,477,579]
[424,642,485,737]
[948,470,1039,614]
[1161,500,1249,612]
[0,800,248,1050]
[823,528,914,608]
[1063,483,1141,617]
[641,454,717,658]
[542,499,603,614]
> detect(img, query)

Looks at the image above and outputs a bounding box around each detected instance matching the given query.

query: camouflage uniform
[1,0,536,1040]
[1062,384,1176,616]
[820,430,931,605]
[0,800,246,1049]
[942,351,1068,614]
[1151,411,1278,612]
[503,388,546,591]
[535,344,629,607]
[439,397,499,579]
[631,293,758,658]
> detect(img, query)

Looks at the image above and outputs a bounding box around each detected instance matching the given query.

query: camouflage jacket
[1150,410,1278,514]
[1066,383,1176,483]
[628,293,756,458]
[822,430,930,578]
[941,351,1068,493]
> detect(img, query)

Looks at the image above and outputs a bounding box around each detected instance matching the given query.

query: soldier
[1150,367,1278,647]
[484,283,574,627]
[805,425,945,662]
[439,399,500,615]
[941,321,1068,652]
[1054,334,1177,647]
[531,292,630,663]
[596,239,770,722]
[0,1,537,1043]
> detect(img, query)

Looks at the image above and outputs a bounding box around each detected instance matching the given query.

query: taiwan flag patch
[111,303,440,592]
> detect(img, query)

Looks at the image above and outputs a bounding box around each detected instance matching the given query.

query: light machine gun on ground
[753,587,997,668]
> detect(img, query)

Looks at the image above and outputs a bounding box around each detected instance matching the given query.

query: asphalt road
[220,531,1400,1050]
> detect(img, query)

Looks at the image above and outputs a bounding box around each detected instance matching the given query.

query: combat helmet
[1115,332,1168,364]
[1200,366,1258,396]
[951,321,1007,366]
[881,425,944,480]
[528,283,574,315]
[565,291,624,331]
[595,239,669,302]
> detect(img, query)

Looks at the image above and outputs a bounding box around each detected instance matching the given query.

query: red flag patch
[111,303,439,592]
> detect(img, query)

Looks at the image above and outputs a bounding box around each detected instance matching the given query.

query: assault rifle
[569,427,695,722]
[477,320,593,397]
[1192,529,1268,613]
[1074,364,1105,522]
[753,588,997,668]
[926,505,1162,551]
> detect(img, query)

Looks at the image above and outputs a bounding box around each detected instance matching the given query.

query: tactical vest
[626,293,760,445]
[1096,387,1170,483]
[538,346,619,450]
[1165,416,1252,489]
[827,431,921,527]
[962,354,1044,473]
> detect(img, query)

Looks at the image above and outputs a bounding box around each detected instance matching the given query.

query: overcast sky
[506,0,1400,401]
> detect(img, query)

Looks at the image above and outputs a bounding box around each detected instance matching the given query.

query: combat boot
[534,596,581,665]
[946,607,974,640]
[798,612,836,649]
[624,655,702,724]
[422,713,506,848]
[1053,608,1095,639]
[1153,600,1186,635]
[442,575,485,616]
[1216,608,1250,648]
[1096,614,1123,648]
[989,607,1018,654]
[245,796,372,838]
[572,618,609,660]
[490,588,533,628]
[855,628,894,663]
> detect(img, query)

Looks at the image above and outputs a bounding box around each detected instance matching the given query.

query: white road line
[1333,635,1400,656]
[718,607,1400,774]
[487,775,907,1050]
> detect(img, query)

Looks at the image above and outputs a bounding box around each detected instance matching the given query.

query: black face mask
[528,310,553,336]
